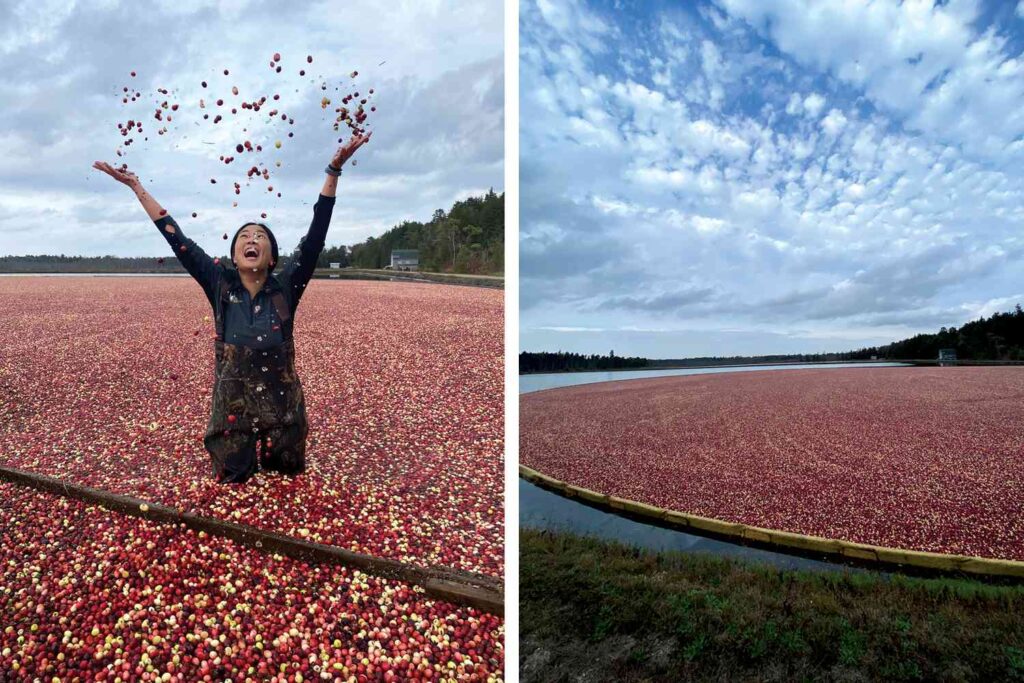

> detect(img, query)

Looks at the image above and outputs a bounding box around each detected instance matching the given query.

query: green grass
[520,528,1024,682]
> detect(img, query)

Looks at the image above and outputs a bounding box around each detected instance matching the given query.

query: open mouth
[243,245,260,260]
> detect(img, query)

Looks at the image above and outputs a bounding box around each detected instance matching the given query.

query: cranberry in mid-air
[210,178,217,184]
[130,71,136,77]
[192,212,197,218]
[236,144,244,153]
[202,80,207,87]
[299,70,305,76]
[307,55,312,63]
[273,52,281,62]
[216,99,224,106]
[261,212,267,218]
[223,233,228,239]
[223,69,229,75]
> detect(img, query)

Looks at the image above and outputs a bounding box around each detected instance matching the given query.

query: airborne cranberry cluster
[112,53,378,222]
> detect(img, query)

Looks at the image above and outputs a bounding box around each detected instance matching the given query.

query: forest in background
[0,190,504,276]
[520,305,1024,372]
[347,189,503,274]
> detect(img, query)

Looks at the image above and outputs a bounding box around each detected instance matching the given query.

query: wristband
[325,164,342,177]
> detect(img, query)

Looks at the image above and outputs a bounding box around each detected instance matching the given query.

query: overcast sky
[520,0,1024,357]
[0,0,502,257]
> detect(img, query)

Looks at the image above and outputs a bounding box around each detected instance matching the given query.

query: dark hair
[230,222,280,272]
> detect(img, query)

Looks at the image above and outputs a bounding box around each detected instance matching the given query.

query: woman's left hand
[330,131,372,169]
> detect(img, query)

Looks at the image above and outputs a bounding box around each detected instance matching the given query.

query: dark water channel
[519,363,910,574]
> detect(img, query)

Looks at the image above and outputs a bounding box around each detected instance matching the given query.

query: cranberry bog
[0,276,503,681]
[520,366,1024,569]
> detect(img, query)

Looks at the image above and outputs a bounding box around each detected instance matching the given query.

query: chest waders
[204,277,308,483]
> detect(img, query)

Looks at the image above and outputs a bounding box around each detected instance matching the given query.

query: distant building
[390,249,419,271]
[938,348,957,366]
[329,262,341,269]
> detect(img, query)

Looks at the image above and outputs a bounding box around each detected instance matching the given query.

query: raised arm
[92,161,219,304]
[152,212,219,305]
[280,192,336,304]
[280,132,372,305]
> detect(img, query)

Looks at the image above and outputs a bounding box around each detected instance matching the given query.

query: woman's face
[234,224,274,272]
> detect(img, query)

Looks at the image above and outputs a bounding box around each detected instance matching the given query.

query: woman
[92,131,371,483]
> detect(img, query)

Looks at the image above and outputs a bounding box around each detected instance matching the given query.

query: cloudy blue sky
[520,0,1024,357]
[0,0,502,257]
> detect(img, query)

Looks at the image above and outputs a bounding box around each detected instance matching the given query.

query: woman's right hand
[93,161,141,189]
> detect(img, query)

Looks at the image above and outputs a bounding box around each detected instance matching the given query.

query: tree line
[0,190,504,276]
[347,189,503,274]
[520,304,1024,372]
[519,351,650,373]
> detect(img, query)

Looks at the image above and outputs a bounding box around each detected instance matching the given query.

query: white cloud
[821,109,848,136]
[802,92,825,118]
[520,0,1024,357]
[721,0,1024,160]
[0,1,503,256]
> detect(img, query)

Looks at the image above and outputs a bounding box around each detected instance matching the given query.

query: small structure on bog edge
[390,249,419,271]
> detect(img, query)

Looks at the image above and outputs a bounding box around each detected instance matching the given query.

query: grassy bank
[521,528,1024,682]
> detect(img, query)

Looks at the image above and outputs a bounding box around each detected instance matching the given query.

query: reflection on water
[519,363,910,572]
[520,362,909,394]
[520,479,862,573]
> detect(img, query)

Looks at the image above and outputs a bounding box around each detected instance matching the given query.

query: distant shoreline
[519,359,1024,374]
